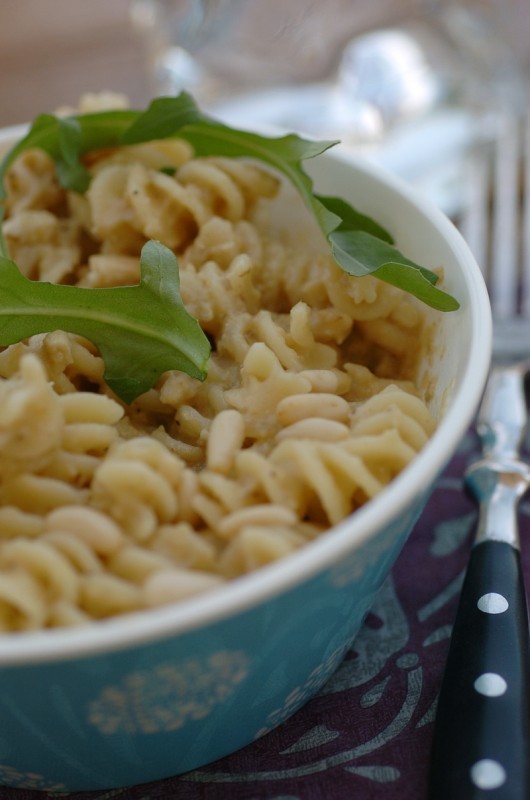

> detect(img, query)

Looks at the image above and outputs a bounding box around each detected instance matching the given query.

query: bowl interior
[305,148,489,420]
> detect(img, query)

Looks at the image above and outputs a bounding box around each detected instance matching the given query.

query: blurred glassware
[129,0,386,107]
[129,0,526,213]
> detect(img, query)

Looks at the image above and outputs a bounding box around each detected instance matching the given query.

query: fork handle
[429,539,530,799]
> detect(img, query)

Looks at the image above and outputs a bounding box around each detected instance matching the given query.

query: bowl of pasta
[0,92,490,792]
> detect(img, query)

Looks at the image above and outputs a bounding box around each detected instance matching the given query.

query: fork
[428,113,530,799]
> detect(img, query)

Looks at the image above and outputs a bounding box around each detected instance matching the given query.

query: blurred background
[0,0,529,217]
[0,0,149,125]
[1,1,528,126]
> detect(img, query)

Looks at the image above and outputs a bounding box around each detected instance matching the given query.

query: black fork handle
[429,539,530,799]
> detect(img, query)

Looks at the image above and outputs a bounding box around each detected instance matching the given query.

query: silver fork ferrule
[465,458,530,549]
[468,363,530,550]
[476,364,527,460]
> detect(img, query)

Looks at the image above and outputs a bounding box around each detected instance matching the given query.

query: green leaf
[0,92,458,309]
[120,93,206,142]
[329,229,458,311]
[373,261,459,311]
[0,241,211,403]
[316,194,394,242]
[0,108,138,212]
[122,96,342,237]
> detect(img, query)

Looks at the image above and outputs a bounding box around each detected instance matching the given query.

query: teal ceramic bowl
[0,133,491,792]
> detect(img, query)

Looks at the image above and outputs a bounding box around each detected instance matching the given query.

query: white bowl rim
[0,129,492,665]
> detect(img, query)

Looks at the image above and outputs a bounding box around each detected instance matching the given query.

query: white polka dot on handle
[477,592,509,614]
[470,759,506,789]
[473,672,507,697]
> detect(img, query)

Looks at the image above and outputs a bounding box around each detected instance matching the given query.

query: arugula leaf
[122,96,342,237]
[330,229,458,308]
[315,194,393,242]
[0,241,210,404]
[0,92,458,310]
[0,109,139,196]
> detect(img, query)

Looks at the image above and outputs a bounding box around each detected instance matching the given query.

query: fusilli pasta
[0,94,436,631]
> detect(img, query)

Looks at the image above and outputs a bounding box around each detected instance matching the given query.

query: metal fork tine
[459,145,490,280]
[522,111,530,316]
[491,114,519,320]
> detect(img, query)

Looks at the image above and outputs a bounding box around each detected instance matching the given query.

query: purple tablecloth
[2,423,523,800]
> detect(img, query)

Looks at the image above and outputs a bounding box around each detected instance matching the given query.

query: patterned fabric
[3,424,522,800]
